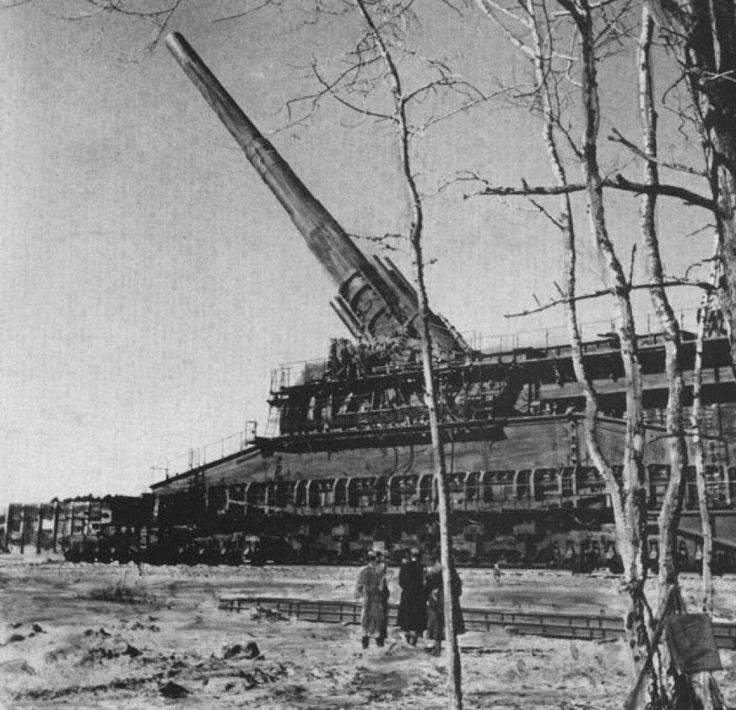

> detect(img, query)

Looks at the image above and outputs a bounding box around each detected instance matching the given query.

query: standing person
[355,550,388,649]
[374,550,390,644]
[397,547,426,646]
[493,561,503,584]
[424,555,465,657]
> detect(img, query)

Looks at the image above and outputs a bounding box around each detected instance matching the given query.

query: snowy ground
[0,556,734,709]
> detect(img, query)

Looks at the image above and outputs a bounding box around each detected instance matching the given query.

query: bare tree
[474,0,660,694]
[347,4,473,705]
[636,1,687,614]
[230,1,489,705]
[692,260,719,617]
[470,0,729,705]
[652,1,736,366]
[632,9,725,706]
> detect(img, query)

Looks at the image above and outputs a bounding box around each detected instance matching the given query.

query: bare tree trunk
[669,0,736,375]
[557,0,651,679]
[671,0,728,621]
[692,303,724,710]
[693,293,714,615]
[355,3,462,707]
[663,0,735,623]
[692,237,722,616]
[479,0,654,686]
[417,252,463,710]
[637,2,688,608]
[705,97,736,374]
[634,9,701,705]
[524,0,628,556]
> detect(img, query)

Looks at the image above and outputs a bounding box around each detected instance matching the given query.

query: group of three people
[355,547,465,656]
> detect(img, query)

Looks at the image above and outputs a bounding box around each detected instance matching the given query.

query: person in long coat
[375,551,390,641]
[397,547,426,645]
[355,550,388,648]
[424,556,465,656]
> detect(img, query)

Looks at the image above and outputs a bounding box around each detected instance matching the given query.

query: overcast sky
[1,1,710,504]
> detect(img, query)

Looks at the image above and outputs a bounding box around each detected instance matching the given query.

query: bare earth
[1,556,734,709]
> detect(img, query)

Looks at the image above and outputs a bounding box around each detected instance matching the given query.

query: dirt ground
[1,556,734,709]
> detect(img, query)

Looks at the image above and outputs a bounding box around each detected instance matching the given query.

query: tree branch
[608,127,707,177]
[505,279,714,318]
[469,175,716,210]
[212,0,280,24]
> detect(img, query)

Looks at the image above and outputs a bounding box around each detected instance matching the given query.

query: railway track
[219,595,736,650]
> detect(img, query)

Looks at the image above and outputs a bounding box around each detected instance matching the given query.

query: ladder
[264,405,281,438]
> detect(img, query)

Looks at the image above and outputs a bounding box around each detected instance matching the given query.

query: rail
[460,306,702,354]
[217,595,736,649]
[270,305,720,390]
[158,428,258,480]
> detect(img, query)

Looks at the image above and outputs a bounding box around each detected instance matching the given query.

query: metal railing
[156,428,258,480]
[218,595,736,649]
[270,307,707,390]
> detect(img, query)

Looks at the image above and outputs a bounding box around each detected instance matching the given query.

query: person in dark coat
[375,550,390,643]
[397,547,426,646]
[424,555,465,656]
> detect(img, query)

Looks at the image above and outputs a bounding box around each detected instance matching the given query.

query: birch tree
[471,0,725,705]
[693,258,719,616]
[652,0,736,370]
[352,3,463,704]
[258,2,490,706]
[473,1,658,701]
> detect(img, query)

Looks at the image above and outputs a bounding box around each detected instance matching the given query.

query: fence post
[36,505,43,554]
[69,501,76,543]
[4,504,13,550]
[52,501,60,552]
[19,505,26,554]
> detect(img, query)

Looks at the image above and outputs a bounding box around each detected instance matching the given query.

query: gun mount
[166,33,468,358]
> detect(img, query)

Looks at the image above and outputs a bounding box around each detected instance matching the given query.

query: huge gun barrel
[166,32,467,355]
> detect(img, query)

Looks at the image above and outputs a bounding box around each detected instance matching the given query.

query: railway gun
[6,35,736,575]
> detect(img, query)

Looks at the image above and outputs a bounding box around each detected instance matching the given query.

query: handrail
[217,595,736,649]
[270,305,720,389]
